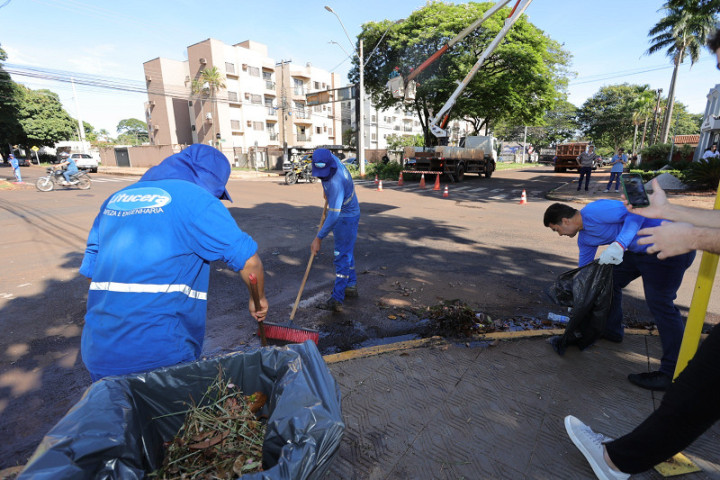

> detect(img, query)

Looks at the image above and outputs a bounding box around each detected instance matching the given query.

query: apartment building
[143,38,342,162]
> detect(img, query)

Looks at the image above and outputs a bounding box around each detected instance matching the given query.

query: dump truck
[553,142,596,173]
[402,135,497,182]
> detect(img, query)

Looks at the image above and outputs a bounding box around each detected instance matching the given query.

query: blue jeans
[63,168,78,182]
[331,215,359,302]
[577,166,592,190]
[605,250,696,376]
[606,171,622,191]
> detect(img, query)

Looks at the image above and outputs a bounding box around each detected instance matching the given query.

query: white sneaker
[604,189,610,193]
[564,416,629,480]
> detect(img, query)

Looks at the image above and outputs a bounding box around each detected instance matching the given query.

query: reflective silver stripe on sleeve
[89,282,208,300]
[343,191,355,205]
[328,207,342,212]
[336,274,349,279]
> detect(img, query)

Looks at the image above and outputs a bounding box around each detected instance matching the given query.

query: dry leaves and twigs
[152,367,268,479]
[427,299,494,337]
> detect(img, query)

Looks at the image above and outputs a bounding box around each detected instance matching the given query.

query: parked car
[17,157,32,167]
[342,157,368,168]
[66,153,99,173]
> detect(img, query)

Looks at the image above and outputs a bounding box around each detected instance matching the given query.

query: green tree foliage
[493,99,578,147]
[0,45,76,148]
[647,0,718,142]
[116,118,149,145]
[577,84,656,151]
[385,133,424,153]
[357,2,572,146]
[192,67,226,144]
[14,87,75,146]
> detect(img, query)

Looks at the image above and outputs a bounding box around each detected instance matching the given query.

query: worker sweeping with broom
[310,148,360,313]
[78,144,268,381]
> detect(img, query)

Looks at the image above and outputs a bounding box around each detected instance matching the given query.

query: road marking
[467,187,487,192]
[91,177,135,183]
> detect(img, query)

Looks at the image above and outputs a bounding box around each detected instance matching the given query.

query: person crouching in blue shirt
[79,144,268,381]
[310,148,361,313]
[544,200,695,391]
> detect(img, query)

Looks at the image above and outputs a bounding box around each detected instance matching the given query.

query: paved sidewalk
[323,333,720,479]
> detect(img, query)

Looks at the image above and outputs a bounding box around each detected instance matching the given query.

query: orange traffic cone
[433,173,441,191]
[420,174,426,188]
[519,189,527,205]
[443,185,449,198]
[377,180,383,191]
[374,174,379,185]
[398,172,404,186]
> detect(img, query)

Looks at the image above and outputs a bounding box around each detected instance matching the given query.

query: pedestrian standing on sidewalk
[576,145,599,192]
[604,148,627,193]
[543,200,695,391]
[565,178,720,480]
[310,148,360,313]
[8,154,22,183]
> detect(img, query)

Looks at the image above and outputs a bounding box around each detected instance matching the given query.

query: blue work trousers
[331,215,359,302]
[605,250,696,376]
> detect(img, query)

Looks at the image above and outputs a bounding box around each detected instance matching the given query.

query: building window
[371,133,377,141]
[328,128,332,136]
[313,81,321,90]
[316,126,323,134]
[253,122,264,131]
[248,66,260,77]
[371,115,376,123]
[293,78,305,95]
[231,120,241,130]
[228,91,239,102]
[225,62,236,75]
[262,71,272,80]
[314,105,322,112]
[251,94,262,105]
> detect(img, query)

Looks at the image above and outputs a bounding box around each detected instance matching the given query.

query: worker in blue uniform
[79,144,268,381]
[310,148,361,313]
[544,200,695,391]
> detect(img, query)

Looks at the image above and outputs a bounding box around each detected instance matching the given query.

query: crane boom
[388,0,535,139]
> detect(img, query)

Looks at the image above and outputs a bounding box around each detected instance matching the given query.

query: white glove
[599,242,624,265]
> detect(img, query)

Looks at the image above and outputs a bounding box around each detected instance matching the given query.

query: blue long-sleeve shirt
[79,145,257,377]
[577,200,662,267]
[318,160,360,239]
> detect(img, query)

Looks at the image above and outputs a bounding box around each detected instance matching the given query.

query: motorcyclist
[56,153,79,184]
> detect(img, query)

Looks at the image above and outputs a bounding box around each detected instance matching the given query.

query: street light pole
[324,5,365,177]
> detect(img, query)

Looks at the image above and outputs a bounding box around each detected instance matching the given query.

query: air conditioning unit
[185,75,191,82]
[148,100,156,107]
[153,124,159,130]
[145,75,152,82]
[199,58,207,64]
[242,64,248,70]
[247,121,252,127]
[244,93,251,99]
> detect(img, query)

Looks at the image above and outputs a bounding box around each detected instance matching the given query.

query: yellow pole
[672,188,720,379]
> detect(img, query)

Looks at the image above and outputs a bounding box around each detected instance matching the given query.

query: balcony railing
[297,134,311,142]
[269,133,278,141]
[295,109,308,119]
[293,87,306,96]
[267,107,277,116]
[265,80,275,90]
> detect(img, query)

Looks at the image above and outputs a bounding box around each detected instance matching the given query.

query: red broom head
[260,323,319,345]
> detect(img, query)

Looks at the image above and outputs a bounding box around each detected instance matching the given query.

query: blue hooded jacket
[312,149,360,239]
[79,144,257,378]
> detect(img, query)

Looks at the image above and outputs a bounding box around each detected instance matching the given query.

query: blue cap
[311,148,336,178]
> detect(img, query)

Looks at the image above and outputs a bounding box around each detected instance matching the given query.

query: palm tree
[192,66,226,145]
[631,87,657,154]
[646,0,717,144]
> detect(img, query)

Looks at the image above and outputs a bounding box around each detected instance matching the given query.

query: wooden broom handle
[290,200,329,321]
[249,273,267,346]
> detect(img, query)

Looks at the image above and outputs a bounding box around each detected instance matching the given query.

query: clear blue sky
[3,0,718,135]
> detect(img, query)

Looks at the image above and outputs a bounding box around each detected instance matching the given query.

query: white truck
[403,135,497,182]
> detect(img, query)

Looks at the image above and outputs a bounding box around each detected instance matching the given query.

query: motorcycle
[36,167,91,192]
[284,156,317,185]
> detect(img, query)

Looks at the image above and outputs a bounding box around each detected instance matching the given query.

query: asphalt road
[1,164,718,470]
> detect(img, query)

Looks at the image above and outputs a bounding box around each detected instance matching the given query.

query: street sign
[31,146,39,152]
[306,85,356,106]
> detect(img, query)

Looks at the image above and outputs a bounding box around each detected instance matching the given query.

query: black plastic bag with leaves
[18,341,344,480]
[547,260,614,355]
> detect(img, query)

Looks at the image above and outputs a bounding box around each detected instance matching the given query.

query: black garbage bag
[19,341,344,480]
[546,260,614,355]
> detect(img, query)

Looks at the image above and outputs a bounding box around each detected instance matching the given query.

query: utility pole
[71,78,87,153]
[358,39,365,177]
[521,125,527,164]
[276,60,291,163]
[649,88,663,146]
